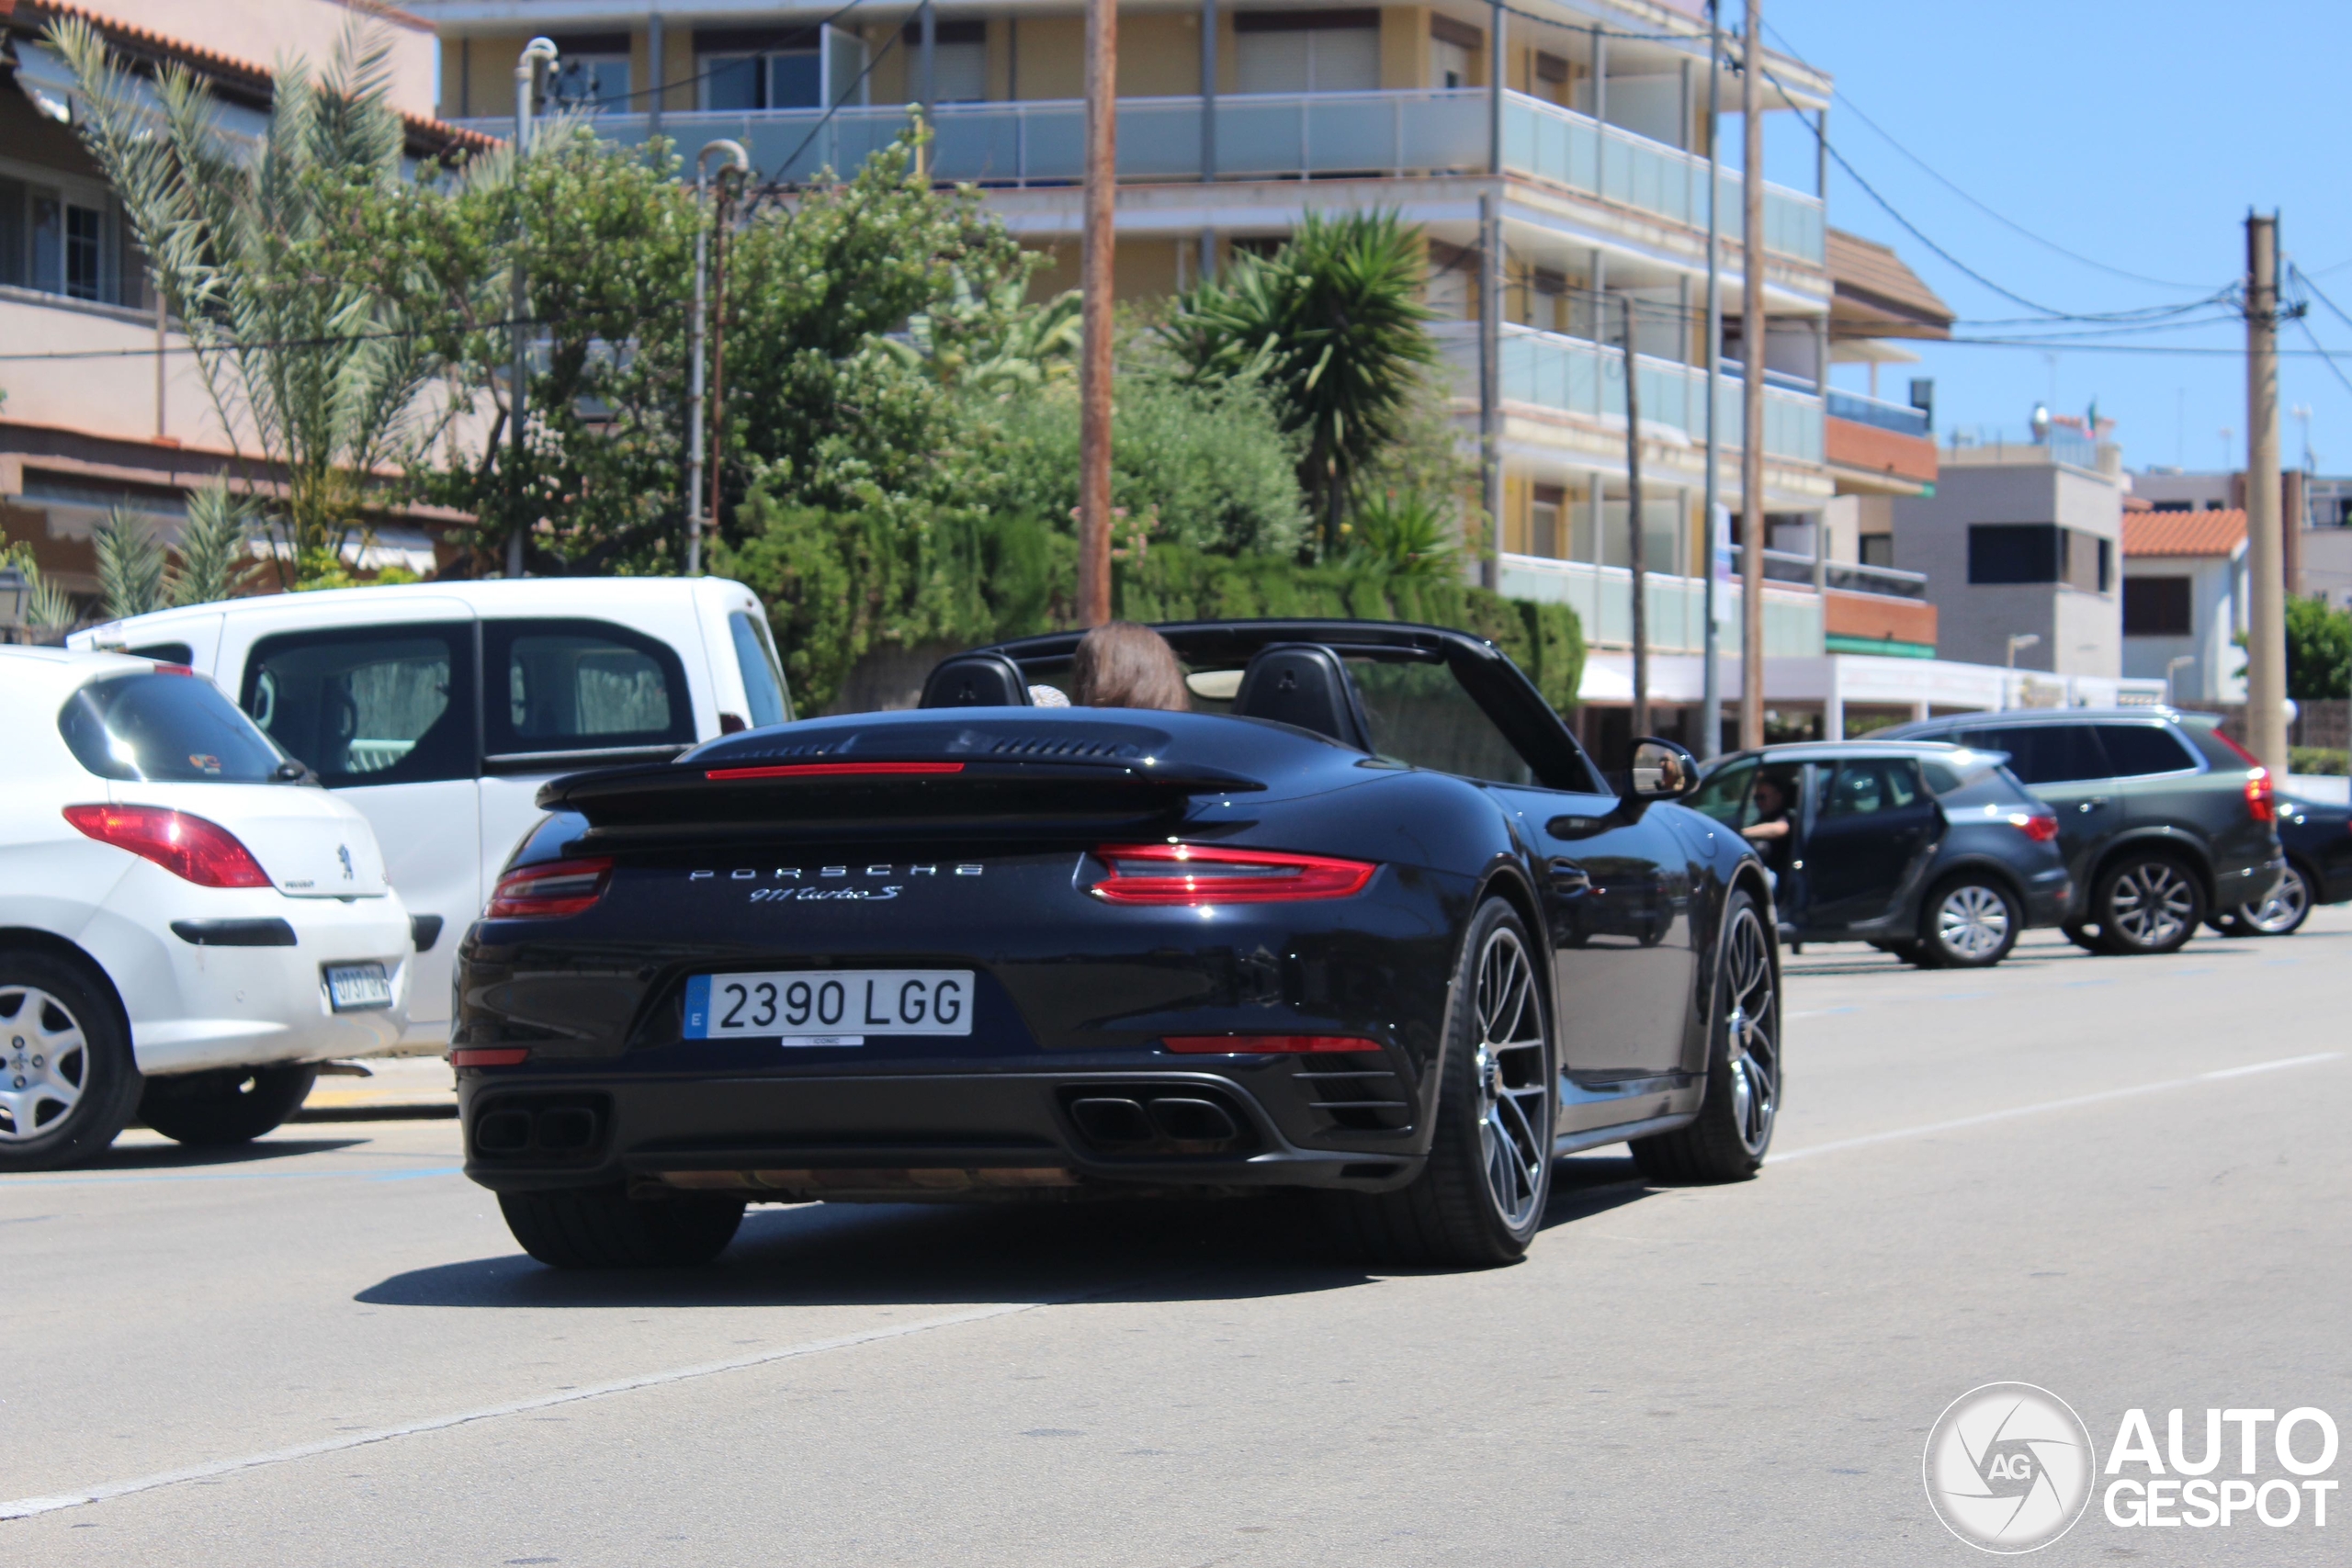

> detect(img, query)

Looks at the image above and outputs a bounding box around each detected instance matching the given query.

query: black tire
[2233,859,2313,937]
[139,1064,320,1146]
[499,1186,747,1269]
[0,951,141,1171]
[1916,874,2021,969]
[1326,899,1554,1269]
[2091,852,2206,955]
[1631,889,1780,1183]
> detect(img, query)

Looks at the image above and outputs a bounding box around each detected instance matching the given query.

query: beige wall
[0,297,227,451]
[1023,239,1183,304]
[1381,8,1431,90]
[101,0,439,118]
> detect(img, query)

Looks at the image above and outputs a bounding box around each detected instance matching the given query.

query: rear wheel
[2092,852,2205,955]
[1631,891,1779,1183]
[2232,860,2312,937]
[1328,900,1553,1269]
[139,1064,319,1146]
[1917,875,2020,968]
[0,953,141,1171]
[500,1186,747,1269]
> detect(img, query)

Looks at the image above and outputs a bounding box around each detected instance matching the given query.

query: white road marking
[1772,1052,2345,1165]
[0,1301,1045,1522]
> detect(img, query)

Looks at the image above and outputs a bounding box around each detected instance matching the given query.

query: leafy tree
[56,19,434,589]
[2285,593,2352,701]
[1162,211,1439,554]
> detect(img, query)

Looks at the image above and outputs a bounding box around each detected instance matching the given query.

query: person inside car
[1743,773,1794,854]
[1071,622,1192,712]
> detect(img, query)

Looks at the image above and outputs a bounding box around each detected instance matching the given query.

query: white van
[73,578,791,1052]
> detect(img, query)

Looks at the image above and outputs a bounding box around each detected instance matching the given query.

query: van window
[729,611,791,728]
[243,626,477,785]
[60,671,287,783]
[484,619,694,759]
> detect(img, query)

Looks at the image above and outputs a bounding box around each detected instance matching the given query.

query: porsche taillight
[486,857,613,918]
[63,804,272,887]
[2245,767,2277,825]
[1090,843,1376,905]
[1162,1034,1381,1054]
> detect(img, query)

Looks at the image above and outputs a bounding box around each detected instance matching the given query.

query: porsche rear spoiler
[538,755,1266,847]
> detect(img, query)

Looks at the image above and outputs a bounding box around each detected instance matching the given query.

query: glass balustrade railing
[483,89,1826,263]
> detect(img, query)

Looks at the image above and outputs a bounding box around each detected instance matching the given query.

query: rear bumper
[2216,854,2285,910]
[458,1061,1430,1199]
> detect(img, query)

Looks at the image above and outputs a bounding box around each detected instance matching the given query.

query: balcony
[1825,388,1929,437]
[1497,555,1825,657]
[487,89,1826,265]
[1434,323,1825,465]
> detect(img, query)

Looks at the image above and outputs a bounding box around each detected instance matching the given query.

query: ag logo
[1924,1382,2098,1553]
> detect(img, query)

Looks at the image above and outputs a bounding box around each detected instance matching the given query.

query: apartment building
[2135,464,2352,612]
[418,0,1838,680]
[0,0,463,614]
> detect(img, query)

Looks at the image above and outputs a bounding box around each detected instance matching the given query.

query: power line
[1757,15,2205,293]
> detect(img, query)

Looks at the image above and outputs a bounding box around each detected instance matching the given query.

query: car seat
[919,652,1033,708]
[1230,644,1373,750]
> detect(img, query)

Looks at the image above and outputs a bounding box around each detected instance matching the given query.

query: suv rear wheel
[1916,874,2021,968]
[2221,858,2312,937]
[2092,852,2205,955]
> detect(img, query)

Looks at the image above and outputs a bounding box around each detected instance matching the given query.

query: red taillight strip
[485,856,614,919]
[451,1047,530,1067]
[2245,766,2277,824]
[1163,1034,1381,1055]
[1091,842,1376,905]
[704,761,966,781]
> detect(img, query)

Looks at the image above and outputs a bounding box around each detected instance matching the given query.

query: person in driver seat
[1070,622,1191,712]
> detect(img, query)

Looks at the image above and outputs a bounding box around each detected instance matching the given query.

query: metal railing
[1497,554,1826,657]
[1759,547,1818,586]
[1435,323,1825,464]
[1826,388,1931,438]
[1825,560,1929,601]
[477,89,1826,263]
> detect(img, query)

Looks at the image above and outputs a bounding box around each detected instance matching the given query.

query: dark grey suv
[1878,708,2285,954]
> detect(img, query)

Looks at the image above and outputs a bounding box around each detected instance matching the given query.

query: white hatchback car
[1,649,413,1168]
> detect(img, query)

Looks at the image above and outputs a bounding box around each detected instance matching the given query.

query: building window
[698,27,865,110]
[2149,500,2196,513]
[548,37,631,108]
[1967,524,2062,584]
[1530,484,1565,559]
[1236,10,1380,95]
[2122,577,2192,636]
[0,174,129,306]
[1859,534,1895,569]
[904,18,989,102]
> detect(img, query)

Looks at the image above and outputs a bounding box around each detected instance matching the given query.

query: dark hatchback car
[1879,708,2283,955]
[2214,791,2352,936]
[1691,742,2070,967]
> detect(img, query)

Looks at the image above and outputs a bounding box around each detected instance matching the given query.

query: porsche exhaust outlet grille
[1059,1086,1261,1156]
[470,1094,611,1164]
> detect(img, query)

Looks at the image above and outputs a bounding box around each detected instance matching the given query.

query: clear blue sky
[1727,0,2352,475]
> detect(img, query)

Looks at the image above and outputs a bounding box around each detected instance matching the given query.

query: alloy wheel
[2108,861,2197,948]
[1721,907,1779,1156]
[2241,865,2310,935]
[1471,925,1551,1229]
[0,986,88,1142]
[1935,884,2012,962]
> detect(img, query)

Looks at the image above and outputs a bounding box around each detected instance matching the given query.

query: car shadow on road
[87,1135,369,1169]
[355,1155,1669,1312]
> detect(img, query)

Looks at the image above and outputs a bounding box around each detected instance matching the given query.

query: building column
[646,14,663,140]
[1823,659,1844,742]
[920,1,937,116]
[1199,0,1216,279]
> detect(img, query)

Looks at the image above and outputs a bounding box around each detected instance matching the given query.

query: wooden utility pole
[1479,0,1505,591]
[1699,0,1724,759]
[1623,294,1648,738]
[1737,0,1765,749]
[1077,0,1118,626]
[2244,211,2289,773]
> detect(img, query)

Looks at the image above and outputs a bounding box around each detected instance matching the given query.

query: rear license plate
[684,970,975,1043]
[325,963,393,1012]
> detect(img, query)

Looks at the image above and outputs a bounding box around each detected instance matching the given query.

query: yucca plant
[1162,211,1439,556]
[1345,491,1458,578]
[53,17,433,591]
[96,508,171,619]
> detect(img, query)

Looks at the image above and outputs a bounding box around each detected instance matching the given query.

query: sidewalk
[292,1055,457,1122]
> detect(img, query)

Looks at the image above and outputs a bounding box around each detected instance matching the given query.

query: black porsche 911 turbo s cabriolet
[452,620,1781,1269]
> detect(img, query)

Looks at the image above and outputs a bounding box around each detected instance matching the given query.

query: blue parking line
[0,1166,462,1190]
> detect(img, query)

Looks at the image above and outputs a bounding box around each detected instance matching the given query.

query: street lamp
[0,562,28,643]
[2006,633,2041,668]
[2165,653,2196,707]
[505,37,559,580]
[684,139,749,579]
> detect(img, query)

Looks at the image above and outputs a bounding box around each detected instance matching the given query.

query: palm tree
[1161,211,1438,556]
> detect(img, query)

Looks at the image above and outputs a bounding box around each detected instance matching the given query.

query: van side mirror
[1624,737,1701,802]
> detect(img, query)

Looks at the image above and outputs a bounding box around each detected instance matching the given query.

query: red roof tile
[2123,509,2246,558]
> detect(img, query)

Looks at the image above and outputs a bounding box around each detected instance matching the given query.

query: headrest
[919,653,1032,708]
[1230,643,1372,751]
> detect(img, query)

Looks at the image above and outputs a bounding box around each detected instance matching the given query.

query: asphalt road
[6,910,2347,1565]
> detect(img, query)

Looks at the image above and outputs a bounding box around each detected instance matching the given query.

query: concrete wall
[99,0,439,118]
[1890,459,2122,676]
[2121,551,2245,704]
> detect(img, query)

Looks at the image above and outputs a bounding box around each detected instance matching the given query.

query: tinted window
[1823,759,1923,818]
[1348,659,1532,786]
[1689,760,1757,826]
[485,619,693,758]
[2123,578,2193,635]
[243,626,476,785]
[60,671,287,783]
[1968,525,2061,584]
[729,611,791,728]
[2096,724,2195,777]
[1951,725,2111,785]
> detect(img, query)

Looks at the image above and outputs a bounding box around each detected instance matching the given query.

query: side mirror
[1624,737,1701,803]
